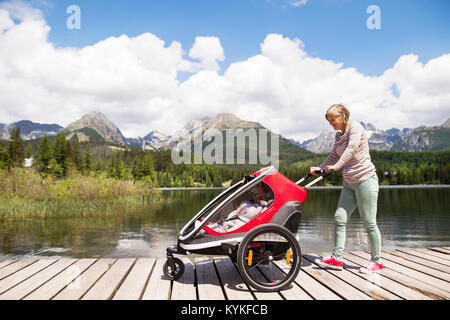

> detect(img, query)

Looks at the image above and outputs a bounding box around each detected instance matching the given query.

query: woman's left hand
[325,165,337,173]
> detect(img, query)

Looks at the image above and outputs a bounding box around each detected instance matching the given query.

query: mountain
[141,130,171,150]
[0,120,62,140]
[168,113,264,151]
[165,113,313,166]
[299,119,450,153]
[390,118,450,151]
[441,118,450,128]
[297,129,336,154]
[360,122,414,151]
[62,112,126,145]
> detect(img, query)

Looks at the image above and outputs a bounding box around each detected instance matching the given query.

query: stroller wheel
[163,257,185,281]
[237,223,301,292]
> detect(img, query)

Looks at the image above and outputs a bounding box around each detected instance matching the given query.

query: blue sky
[38,0,450,77]
[1,0,449,140]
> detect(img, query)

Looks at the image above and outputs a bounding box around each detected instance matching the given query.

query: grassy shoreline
[0,168,159,220]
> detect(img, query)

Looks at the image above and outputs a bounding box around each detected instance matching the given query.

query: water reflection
[0,188,449,260]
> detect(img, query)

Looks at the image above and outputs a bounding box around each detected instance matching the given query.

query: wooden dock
[0,247,449,300]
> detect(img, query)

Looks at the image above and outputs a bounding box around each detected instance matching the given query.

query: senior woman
[310,104,383,273]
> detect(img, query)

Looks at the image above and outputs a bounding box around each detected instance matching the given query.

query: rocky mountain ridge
[0,120,62,140]
[3,112,449,153]
[295,119,449,153]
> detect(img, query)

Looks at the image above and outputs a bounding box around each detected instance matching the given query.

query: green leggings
[332,174,382,262]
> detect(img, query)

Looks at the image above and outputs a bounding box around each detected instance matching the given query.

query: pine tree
[35,134,52,174]
[84,142,92,173]
[107,152,125,179]
[94,159,102,173]
[24,143,32,159]
[7,127,24,167]
[132,157,144,181]
[53,133,68,176]
[142,153,154,177]
[205,172,212,187]
[49,158,64,179]
[72,140,83,172]
[0,140,12,170]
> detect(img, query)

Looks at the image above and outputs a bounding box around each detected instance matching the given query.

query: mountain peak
[63,111,126,145]
[360,121,377,131]
[143,130,170,141]
[208,113,263,131]
[441,118,450,128]
[216,113,240,121]
[80,111,109,121]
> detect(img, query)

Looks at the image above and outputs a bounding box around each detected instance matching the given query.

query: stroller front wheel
[163,257,185,281]
[237,223,301,292]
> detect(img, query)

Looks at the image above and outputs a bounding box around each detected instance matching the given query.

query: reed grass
[0,168,161,220]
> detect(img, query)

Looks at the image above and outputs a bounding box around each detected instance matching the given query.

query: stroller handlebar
[295,169,335,188]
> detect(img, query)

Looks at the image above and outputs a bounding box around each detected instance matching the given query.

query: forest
[1,128,449,190]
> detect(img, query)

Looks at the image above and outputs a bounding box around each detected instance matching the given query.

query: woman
[311,104,383,273]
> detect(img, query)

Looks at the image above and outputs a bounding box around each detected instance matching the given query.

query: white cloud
[177,36,225,72]
[0,1,449,143]
[289,0,308,7]
[266,0,308,8]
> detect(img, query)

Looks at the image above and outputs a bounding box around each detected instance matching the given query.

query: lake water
[0,187,449,260]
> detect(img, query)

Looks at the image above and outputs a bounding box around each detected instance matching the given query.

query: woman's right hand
[310,167,322,175]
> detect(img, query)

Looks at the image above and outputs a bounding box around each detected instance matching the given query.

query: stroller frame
[165,166,334,292]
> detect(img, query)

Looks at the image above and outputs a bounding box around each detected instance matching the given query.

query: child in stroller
[206,199,271,233]
[198,182,273,235]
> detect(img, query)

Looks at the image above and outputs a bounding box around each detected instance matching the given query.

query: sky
[0,0,449,142]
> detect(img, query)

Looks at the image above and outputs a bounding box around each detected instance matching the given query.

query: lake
[0,187,449,260]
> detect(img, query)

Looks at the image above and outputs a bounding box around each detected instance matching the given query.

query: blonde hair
[325,104,350,124]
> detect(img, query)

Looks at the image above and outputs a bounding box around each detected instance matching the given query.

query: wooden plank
[171,258,197,301]
[381,250,450,282]
[348,252,449,300]
[82,258,135,300]
[395,248,450,266]
[275,260,342,300]
[244,268,283,300]
[428,247,450,255]
[141,258,171,300]
[113,258,155,300]
[310,253,401,300]
[195,257,225,300]
[0,259,77,300]
[389,250,450,274]
[257,264,312,300]
[411,248,450,261]
[351,251,450,295]
[24,259,97,300]
[53,259,115,300]
[342,252,432,300]
[0,259,56,296]
[212,258,254,301]
[0,260,17,270]
[0,259,38,280]
[300,254,371,300]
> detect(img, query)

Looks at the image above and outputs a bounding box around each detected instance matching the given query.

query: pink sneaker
[359,261,384,273]
[315,255,343,270]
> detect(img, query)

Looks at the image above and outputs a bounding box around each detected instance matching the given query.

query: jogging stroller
[164,166,334,292]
